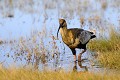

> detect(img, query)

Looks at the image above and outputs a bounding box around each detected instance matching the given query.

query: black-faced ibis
[57,19,96,61]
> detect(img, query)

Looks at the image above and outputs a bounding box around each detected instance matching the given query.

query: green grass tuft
[88,29,120,69]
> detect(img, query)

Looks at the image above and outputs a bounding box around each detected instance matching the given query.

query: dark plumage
[57,19,96,61]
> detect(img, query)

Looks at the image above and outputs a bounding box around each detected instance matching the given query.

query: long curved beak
[57,19,65,39]
[57,25,61,39]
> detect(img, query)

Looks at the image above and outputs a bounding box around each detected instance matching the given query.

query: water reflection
[73,61,77,72]
[73,61,88,72]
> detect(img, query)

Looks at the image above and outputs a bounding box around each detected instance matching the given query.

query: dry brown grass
[0,67,120,80]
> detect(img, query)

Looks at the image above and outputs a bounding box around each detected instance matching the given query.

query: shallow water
[0,42,100,72]
[0,0,119,72]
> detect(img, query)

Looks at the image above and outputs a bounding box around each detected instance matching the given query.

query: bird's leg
[71,49,77,61]
[73,54,77,61]
[78,49,86,62]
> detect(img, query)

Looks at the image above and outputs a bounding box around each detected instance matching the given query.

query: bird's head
[59,19,67,27]
[57,19,67,38]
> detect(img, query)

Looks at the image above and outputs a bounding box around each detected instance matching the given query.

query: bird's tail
[89,31,96,39]
[91,35,96,39]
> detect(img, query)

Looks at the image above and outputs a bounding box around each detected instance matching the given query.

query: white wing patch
[79,31,91,44]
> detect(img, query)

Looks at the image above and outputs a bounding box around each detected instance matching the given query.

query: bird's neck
[59,27,68,38]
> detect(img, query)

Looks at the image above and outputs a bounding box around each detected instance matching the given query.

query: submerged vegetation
[0,29,61,70]
[88,29,120,69]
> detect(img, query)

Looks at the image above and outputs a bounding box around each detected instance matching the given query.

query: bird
[57,19,96,62]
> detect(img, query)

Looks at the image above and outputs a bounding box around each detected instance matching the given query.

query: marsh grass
[0,29,61,70]
[88,29,120,69]
[0,67,120,80]
[99,50,120,69]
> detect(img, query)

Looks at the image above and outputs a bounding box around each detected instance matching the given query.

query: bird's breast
[59,28,81,48]
[60,29,73,44]
[68,38,80,48]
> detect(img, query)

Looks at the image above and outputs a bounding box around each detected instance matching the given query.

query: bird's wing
[68,28,93,44]
[68,28,84,37]
[79,31,91,44]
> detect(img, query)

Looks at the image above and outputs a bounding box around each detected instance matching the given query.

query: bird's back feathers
[68,28,96,44]
[59,28,96,49]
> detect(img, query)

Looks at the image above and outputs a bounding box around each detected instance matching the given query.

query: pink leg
[73,55,77,61]
[78,49,86,62]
